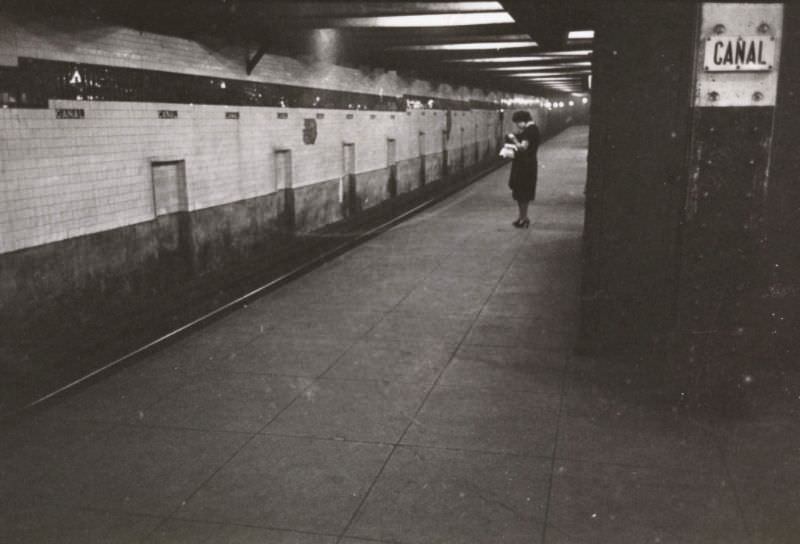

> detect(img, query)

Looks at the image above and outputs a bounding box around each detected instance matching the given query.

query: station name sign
[704,36,775,72]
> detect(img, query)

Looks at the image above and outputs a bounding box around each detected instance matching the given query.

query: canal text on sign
[704,36,775,72]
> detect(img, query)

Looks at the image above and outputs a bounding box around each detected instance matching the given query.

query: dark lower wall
[293,179,343,233]
[397,157,424,194]
[190,191,291,271]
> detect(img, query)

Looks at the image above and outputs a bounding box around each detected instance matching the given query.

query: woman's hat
[511,110,532,123]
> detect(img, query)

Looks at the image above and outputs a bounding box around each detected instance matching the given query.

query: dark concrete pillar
[674,4,787,407]
[579,2,795,408]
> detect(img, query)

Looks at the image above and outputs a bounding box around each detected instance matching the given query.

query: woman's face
[515,121,527,131]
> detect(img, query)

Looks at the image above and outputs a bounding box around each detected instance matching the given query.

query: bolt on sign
[695,3,783,107]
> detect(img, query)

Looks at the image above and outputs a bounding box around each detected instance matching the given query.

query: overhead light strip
[328,11,514,28]
[388,40,538,51]
[507,71,592,77]
[568,30,595,40]
[476,62,592,71]
[444,52,592,63]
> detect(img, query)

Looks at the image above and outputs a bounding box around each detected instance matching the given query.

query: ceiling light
[477,62,592,71]
[507,70,592,77]
[546,50,593,56]
[332,12,514,28]
[445,56,564,63]
[568,30,595,40]
[445,51,591,63]
[391,40,537,51]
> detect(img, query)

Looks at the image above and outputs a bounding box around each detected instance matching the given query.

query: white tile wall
[0,14,537,254]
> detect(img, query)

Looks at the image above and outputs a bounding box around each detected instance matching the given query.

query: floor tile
[325,339,455,384]
[546,460,747,544]
[175,435,391,534]
[481,292,578,320]
[347,446,550,544]
[39,426,250,515]
[365,312,473,346]
[265,378,429,443]
[221,336,351,377]
[465,316,574,349]
[135,372,310,432]
[48,367,188,423]
[439,345,566,392]
[0,499,162,544]
[402,385,559,457]
[143,519,336,543]
[735,482,800,544]
[556,415,725,474]
[0,415,113,503]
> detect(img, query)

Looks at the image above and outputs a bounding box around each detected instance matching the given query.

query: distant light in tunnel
[569,100,575,106]
[390,40,537,51]
[582,97,589,104]
[332,11,514,28]
[568,30,595,40]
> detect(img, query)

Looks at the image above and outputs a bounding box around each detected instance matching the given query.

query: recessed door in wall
[274,149,294,231]
[459,127,465,171]
[150,159,192,273]
[418,131,427,186]
[387,138,397,197]
[441,130,449,178]
[342,143,357,216]
[151,160,187,217]
[474,124,480,162]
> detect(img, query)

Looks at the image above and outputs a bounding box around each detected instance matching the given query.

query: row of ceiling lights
[294,2,593,96]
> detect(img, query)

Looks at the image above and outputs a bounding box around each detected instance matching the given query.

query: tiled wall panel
[0,14,532,254]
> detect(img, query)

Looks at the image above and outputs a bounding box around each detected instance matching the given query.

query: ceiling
[13,0,598,97]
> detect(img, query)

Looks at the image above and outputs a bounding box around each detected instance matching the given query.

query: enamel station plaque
[704,36,775,72]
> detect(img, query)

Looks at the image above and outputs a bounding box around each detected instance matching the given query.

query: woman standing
[506,110,540,228]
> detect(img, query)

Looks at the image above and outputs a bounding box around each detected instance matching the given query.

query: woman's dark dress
[509,124,540,202]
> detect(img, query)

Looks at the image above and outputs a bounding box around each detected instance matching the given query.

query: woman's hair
[511,110,532,123]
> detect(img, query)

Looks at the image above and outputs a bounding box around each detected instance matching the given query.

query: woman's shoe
[515,218,530,229]
[512,219,522,227]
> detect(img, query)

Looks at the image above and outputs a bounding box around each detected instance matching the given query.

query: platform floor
[1,126,794,543]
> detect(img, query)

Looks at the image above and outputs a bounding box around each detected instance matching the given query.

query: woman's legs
[517,200,530,221]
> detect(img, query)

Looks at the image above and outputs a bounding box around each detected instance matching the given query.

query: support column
[675,4,785,408]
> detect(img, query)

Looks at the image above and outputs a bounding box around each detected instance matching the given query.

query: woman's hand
[508,133,529,150]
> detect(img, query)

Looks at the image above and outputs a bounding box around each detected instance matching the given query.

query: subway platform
[1,127,794,544]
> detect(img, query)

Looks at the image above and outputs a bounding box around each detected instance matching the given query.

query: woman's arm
[508,133,530,150]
